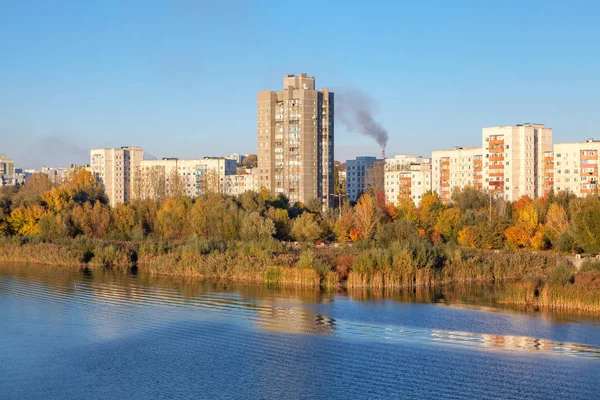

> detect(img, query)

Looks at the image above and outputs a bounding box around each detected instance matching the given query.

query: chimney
[381,149,386,160]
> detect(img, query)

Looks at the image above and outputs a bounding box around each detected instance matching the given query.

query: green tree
[240,212,275,242]
[291,212,323,243]
[570,196,600,253]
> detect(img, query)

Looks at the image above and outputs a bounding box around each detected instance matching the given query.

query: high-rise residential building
[0,154,15,186]
[384,158,432,206]
[346,156,381,202]
[137,157,236,199]
[257,73,334,207]
[90,146,144,206]
[553,139,600,196]
[482,124,552,201]
[431,147,483,202]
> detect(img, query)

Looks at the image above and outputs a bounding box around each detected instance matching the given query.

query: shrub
[580,258,600,273]
[546,260,574,286]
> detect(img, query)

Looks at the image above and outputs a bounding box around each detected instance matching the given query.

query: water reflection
[1,263,599,359]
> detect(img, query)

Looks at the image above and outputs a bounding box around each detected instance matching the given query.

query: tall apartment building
[542,151,554,197]
[257,73,334,207]
[346,156,381,202]
[553,139,600,196]
[0,154,15,186]
[431,147,483,202]
[384,158,432,206]
[138,157,236,199]
[482,124,552,201]
[90,146,144,206]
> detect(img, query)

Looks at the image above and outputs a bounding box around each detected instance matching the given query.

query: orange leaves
[458,226,477,248]
[353,193,379,240]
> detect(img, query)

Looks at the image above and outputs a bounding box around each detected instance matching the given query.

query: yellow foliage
[42,187,71,213]
[8,204,47,235]
[458,226,477,248]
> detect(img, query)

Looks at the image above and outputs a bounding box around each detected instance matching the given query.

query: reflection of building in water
[255,302,335,335]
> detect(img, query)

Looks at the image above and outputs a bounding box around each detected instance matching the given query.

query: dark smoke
[337,88,389,150]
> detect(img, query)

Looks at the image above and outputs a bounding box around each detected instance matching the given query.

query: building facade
[0,154,15,186]
[137,157,236,199]
[431,147,483,202]
[384,158,432,206]
[346,156,381,202]
[482,124,552,201]
[553,139,600,196]
[257,73,334,206]
[90,146,144,206]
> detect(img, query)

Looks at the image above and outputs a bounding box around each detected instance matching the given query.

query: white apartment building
[90,146,144,206]
[138,157,237,199]
[384,154,428,171]
[553,139,600,196]
[431,147,483,202]
[346,156,381,202]
[225,153,247,164]
[384,159,432,206]
[223,169,259,196]
[482,124,552,201]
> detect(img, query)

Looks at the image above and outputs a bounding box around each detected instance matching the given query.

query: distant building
[482,124,552,201]
[346,156,381,202]
[137,157,237,199]
[90,146,144,206]
[62,164,92,183]
[223,168,258,196]
[225,153,247,164]
[0,154,15,186]
[384,154,428,171]
[553,139,600,196]
[542,151,554,197]
[385,158,432,206]
[431,147,483,203]
[257,73,334,207]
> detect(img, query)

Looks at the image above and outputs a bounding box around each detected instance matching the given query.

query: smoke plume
[337,89,389,150]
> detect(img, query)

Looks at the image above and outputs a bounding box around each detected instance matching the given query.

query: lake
[1,263,599,399]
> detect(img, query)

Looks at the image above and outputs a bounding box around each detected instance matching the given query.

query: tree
[238,191,266,214]
[436,208,463,243]
[332,207,353,243]
[41,187,71,213]
[353,193,379,240]
[365,161,385,198]
[240,212,275,241]
[545,203,569,244]
[66,169,105,203]
[156,197,190,240]
[570,197,600,253]
[418,192,444,231]
[451,186,489,212]
[242,154,257,169]
[291,212,323,243]
[72,201,111,238]
[13,173,53,207]
[8,204,47,235]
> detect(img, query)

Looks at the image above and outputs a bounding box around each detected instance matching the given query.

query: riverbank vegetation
[1,171,600,311]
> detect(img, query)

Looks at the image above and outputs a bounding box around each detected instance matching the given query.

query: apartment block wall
[553,140,600,196]
[90,146,144,206]
[346,156,380,202]
[384,161,432,206]
[431,147,482,202]
[257,73,334,207]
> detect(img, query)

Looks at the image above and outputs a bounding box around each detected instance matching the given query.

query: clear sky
[1,0,599,168]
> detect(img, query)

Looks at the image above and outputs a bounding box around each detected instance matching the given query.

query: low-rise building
[223,168,259,196]
[0,154,15,186]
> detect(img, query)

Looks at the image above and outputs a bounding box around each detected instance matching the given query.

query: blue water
[1,264,599,399]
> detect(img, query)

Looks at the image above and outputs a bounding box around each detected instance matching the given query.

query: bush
[580,258,600,273]
[546,260,574,286]
[556,233,575,253]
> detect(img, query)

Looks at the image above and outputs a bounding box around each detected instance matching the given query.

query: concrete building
[225,153,247,164]
[257,73,334,207]
[542,151,554,197]
[223,168,258,196]
[0,154,15,186]
[346,156,381,202]
[432,147,483,203]
[137,157,237,199]
[384,158,432,206]
[90,146,144,206]
[482,124,552,201]
[384,154,428,171]
[553,139,600,196]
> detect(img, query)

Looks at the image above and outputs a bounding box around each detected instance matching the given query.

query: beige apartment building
[431,147,483,203]
[553,139,600,196]
[137,157,236,199]
[384,158,432,206]
[257,73,334,207]
[0,154,15,186]
[223,169,258,196]
[90,146,144,206]
[482,124,552,201]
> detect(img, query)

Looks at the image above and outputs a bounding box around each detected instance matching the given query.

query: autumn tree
[240,212,275,242]
[353,193,379,240]
[544,203,569,245]
[72,201,111,238]
[13,173,53,207]
[156,197,190,241]
[291,212,323,243]
[66,169,105,204]
[242,154,257,169]
[364,161,385,198]
[8,204,47,235]
[332,207,353,243]
[570,196,600,253]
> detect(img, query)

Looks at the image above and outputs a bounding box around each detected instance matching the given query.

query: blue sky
[1,0,599,168]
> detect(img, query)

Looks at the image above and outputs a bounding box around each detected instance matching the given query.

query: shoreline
[1,239,599,314]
